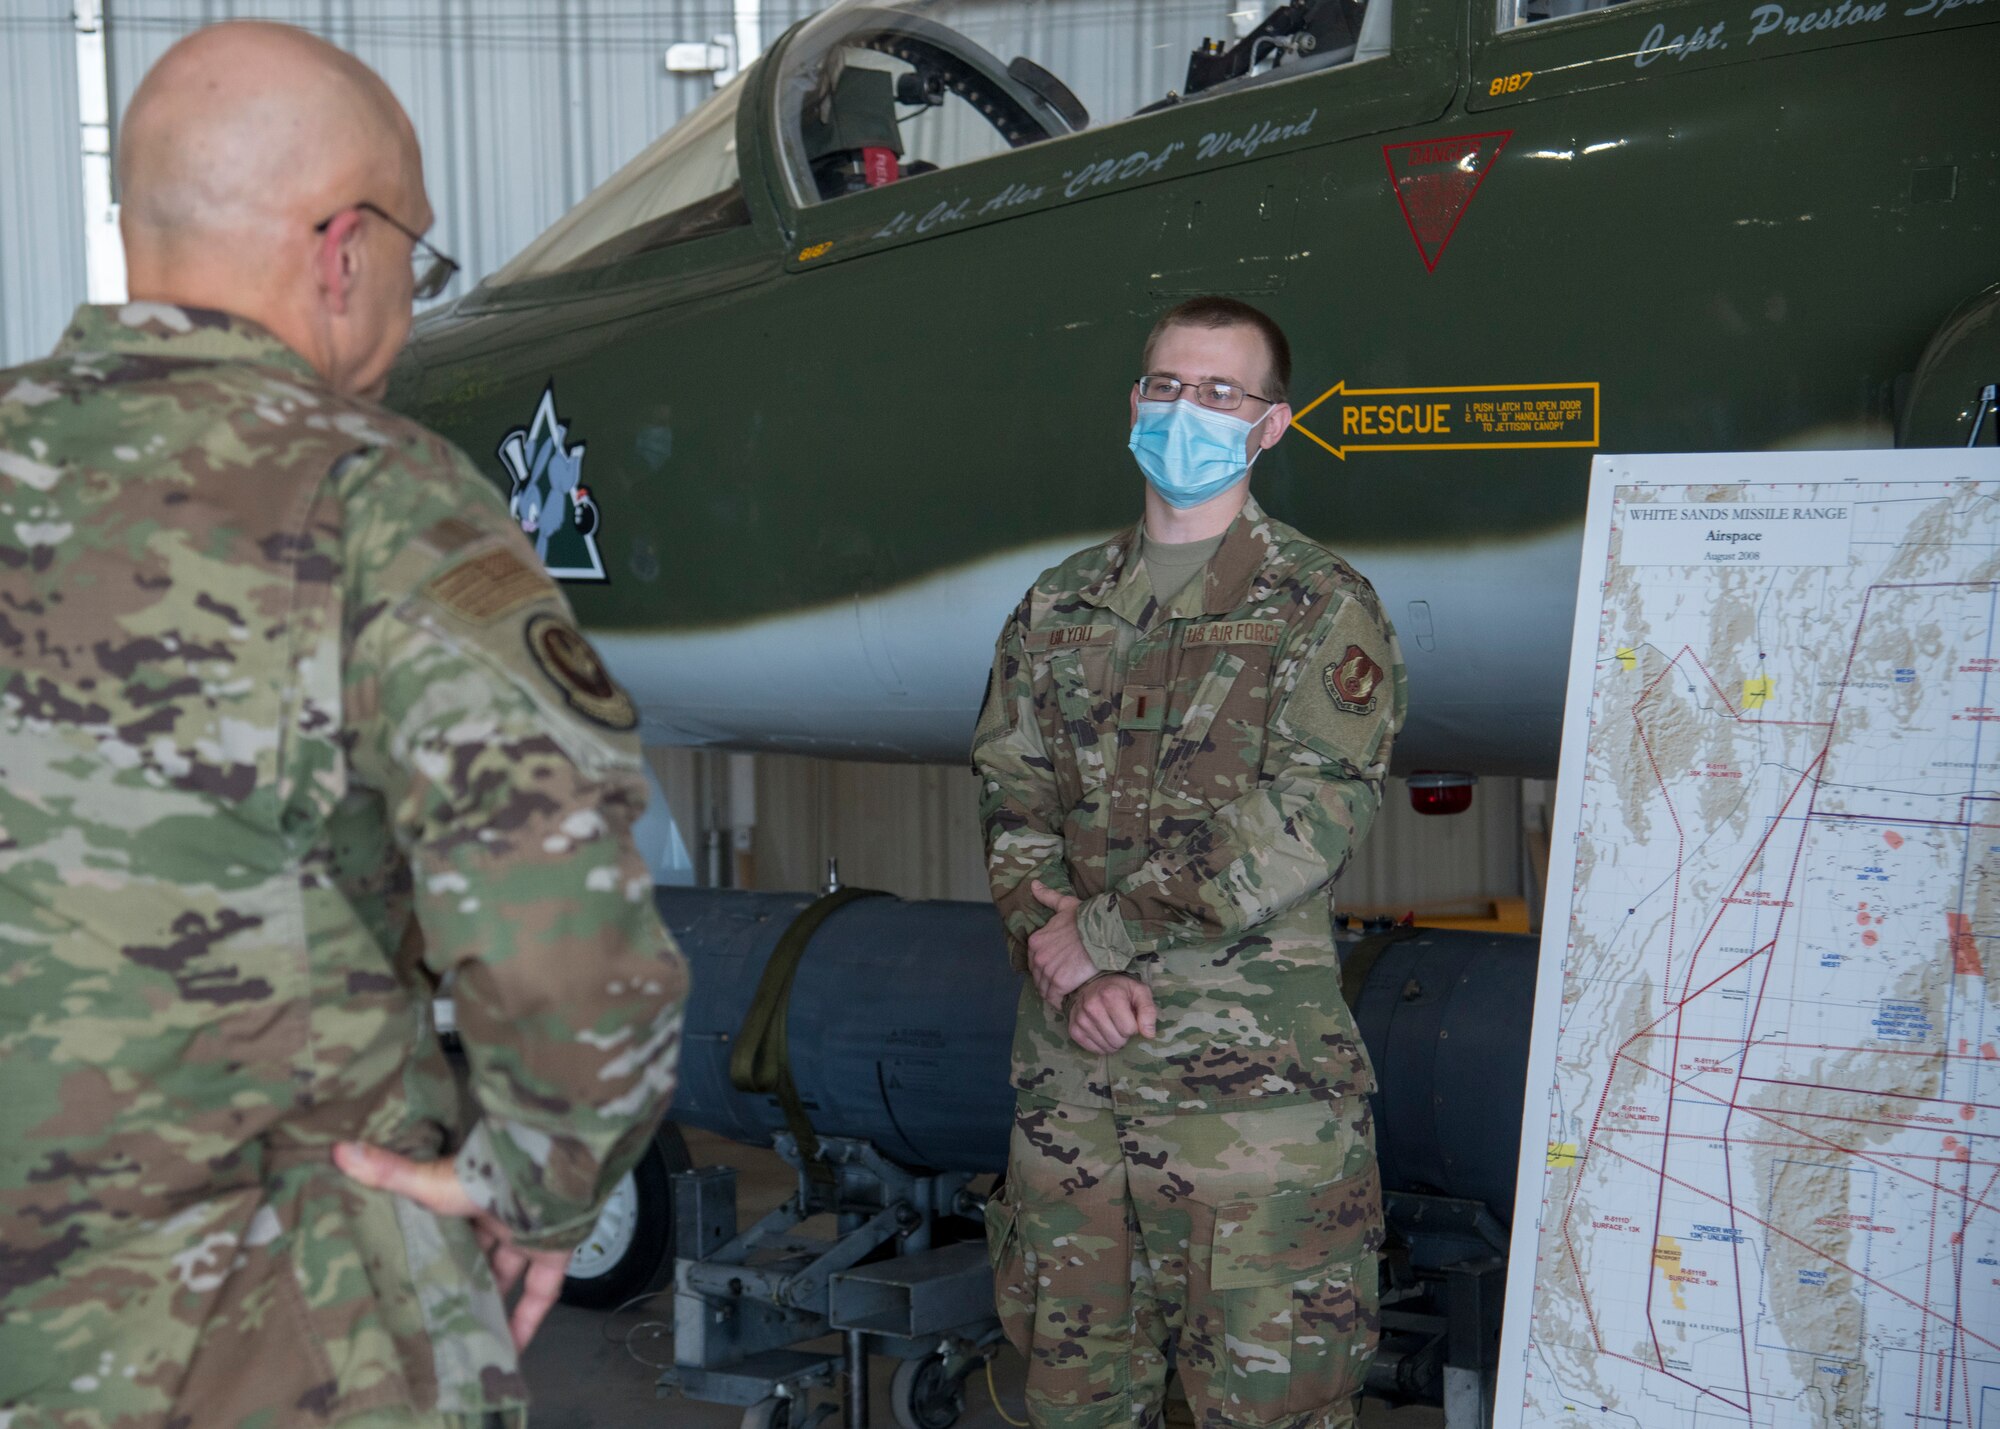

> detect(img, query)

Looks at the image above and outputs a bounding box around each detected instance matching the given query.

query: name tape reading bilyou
[1616,499,1854,566]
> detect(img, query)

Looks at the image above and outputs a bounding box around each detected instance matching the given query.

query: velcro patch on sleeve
[1276,595,1402,773]
[424,547,552,624]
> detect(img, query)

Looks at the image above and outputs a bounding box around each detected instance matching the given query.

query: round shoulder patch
[524,613,638,731]
[1324,644,1385,715]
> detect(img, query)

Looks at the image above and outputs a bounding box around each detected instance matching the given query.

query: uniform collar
[1080,493,1280,631]
[55,303,322,383]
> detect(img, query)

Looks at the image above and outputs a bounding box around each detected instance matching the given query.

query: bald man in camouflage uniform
[0,23,684,1429]
[973,298,1406,1429]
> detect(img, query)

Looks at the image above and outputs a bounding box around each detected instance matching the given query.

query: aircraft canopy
[485,1,1392,285]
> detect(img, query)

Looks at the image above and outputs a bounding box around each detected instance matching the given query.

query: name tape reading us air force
[1289,381,1601,460]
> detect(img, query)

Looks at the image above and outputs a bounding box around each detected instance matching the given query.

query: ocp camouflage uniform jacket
[0,305,688,1428]
[973,495,1406,1113]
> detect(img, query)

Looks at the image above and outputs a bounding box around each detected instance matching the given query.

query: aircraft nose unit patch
[1326,644,1386,715]
[498,382,608,582]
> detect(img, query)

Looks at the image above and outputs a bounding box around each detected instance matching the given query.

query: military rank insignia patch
[1326,645,1385,715]
[525,612,638,730]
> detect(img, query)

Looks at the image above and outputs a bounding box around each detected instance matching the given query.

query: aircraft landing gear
[559,1124,690,1309]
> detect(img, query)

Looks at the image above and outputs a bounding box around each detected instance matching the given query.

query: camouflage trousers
[985,1093,1382,1429]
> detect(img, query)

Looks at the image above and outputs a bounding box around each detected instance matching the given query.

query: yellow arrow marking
[1291,380,1601,460]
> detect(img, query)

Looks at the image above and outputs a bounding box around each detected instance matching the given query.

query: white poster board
[1496,450,2000,1428]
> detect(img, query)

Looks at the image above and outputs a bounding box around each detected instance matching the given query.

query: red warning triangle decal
[1382,130,1511,272]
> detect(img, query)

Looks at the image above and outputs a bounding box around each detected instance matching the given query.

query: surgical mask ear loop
[1243,406,1275,468]
[1222,405,1275,485]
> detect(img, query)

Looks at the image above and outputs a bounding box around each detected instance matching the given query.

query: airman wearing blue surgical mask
[1126,317,1291,512]
[970,294,1407,1429]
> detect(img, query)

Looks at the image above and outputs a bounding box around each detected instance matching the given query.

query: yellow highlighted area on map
[1546,1142,1579,1168]
[1742,676,1773,709]
[1616,648,1637,672]
[1654,1236,1687,1310]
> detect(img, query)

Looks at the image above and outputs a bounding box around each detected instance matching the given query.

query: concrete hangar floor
[520,1129,1447,1429]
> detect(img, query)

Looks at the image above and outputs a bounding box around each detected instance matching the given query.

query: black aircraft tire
[559,1124,692,1309]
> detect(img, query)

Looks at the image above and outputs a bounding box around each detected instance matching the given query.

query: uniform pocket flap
[1208,1165,1381,1289]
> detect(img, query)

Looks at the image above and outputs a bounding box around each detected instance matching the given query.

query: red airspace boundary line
[1555,579,2000,1409]
[1630,644,1831,1005]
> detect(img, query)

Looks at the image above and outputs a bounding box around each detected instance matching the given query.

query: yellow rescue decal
[1291,381,1600,460]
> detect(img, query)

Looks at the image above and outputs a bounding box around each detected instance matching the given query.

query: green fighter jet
[389,0,1998,778]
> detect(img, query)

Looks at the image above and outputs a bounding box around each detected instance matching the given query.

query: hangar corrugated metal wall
[98,0,794,311]
[0,2,87,370]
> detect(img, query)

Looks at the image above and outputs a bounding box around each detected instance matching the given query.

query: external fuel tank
[660,887,1536,1220]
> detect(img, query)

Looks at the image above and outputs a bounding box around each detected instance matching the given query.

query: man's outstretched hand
[333,1140,571,1352]
[1027,880,1099,1007]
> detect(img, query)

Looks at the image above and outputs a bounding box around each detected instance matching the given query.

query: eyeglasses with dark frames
[313,201,460,301]
[1135,374,1277,412]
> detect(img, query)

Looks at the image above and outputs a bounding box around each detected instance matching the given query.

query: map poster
[1496,451,2000,1429]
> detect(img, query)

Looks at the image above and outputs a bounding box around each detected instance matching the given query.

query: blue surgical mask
[1128,400,1271,510]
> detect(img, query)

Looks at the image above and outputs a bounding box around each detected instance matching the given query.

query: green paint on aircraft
[389,0,1999,635]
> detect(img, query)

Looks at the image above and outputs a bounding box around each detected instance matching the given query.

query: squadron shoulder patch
[426,548,549,624]
[1325,644,1386,715]
[524,612,638,731]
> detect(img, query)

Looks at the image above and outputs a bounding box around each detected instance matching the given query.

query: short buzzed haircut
[1141,296,1293,402]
